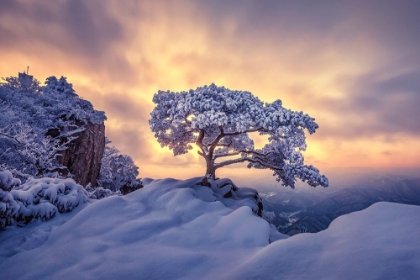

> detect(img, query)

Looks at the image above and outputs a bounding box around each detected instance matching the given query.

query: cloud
[0,0,139,86]
[1,0,419,181]
[74,85,153,162]
[293,66,420,141]
[0,0,122,56]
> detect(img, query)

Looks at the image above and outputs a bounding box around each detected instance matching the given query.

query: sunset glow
[1,0,419,186]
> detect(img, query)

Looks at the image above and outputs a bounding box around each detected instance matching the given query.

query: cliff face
[58,122,105,187]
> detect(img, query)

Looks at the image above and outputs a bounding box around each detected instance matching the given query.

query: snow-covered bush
[85,184,117,199]
[0,171,21,228]
[98,140,142,194]
[150,84,328,188]
[0,170,87,229]
[0,73,106,179]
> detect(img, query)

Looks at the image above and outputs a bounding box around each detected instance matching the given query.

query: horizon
[1,0,419,187]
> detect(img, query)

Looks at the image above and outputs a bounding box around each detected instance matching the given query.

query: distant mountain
[262,177,420,235]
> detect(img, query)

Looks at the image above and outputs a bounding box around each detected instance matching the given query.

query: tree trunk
[205,157,216,179]
[197,157,215,187]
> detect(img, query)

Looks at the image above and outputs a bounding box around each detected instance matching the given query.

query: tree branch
[214,157,248,169]
[213,149,278,160]
[208,126,262,152]
[214,156,283,172]
[213,151,241,159]
[197,149,207,159]
[207,126,225,159]
[0,148,11,159]
[0,131,22,144]
[196,129,205,155]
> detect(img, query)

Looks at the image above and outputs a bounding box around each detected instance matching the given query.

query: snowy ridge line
[1,177,419,279]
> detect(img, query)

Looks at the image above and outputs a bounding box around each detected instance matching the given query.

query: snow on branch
[150,83,328,188]
[97,142,143,193]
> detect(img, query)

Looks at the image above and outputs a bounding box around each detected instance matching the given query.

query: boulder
[207,178,264,217]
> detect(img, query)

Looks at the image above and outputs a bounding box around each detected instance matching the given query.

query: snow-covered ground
[1,177,419,279]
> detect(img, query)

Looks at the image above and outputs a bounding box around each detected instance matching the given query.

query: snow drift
[0,177,419,279]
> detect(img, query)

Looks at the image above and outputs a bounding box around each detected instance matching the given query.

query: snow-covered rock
[0,178,419,279]
[202,177,263,217]
[0,74,107,183]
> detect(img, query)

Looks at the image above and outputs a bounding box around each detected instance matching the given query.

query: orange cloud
[1,0,419,185]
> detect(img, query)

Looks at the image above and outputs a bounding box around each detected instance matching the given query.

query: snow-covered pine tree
[149,84,328,188]
[98,139,142,194]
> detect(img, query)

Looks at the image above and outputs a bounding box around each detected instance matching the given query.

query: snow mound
[228,202,420,279]
[0,172,87,228]
[0,178,419,280]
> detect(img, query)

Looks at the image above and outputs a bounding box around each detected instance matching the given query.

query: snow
[0,74,106,178]
[1,175,87,229]
[1,178,419,279]
[0,170,14,191]
[98,143,141,192]
[12,177,87,212]
[149,84,328,188]
[229,202,420,279]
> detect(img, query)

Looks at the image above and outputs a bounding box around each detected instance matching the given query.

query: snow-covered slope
[1,178,419,279]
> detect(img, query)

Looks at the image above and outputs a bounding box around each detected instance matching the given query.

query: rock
[211,178,264,217]
[58,122,105,187]
[120,180,143,195]
[223,190,232,198]
[198,177,211,187]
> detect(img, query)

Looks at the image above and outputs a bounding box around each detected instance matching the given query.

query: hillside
[1,178,419,279]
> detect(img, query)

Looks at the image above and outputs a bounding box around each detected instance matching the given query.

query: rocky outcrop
[204,178,264,217]
[56,122,105,187]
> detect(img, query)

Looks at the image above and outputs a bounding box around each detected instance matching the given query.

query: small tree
[150,84,328,188]
[98,140,142,193]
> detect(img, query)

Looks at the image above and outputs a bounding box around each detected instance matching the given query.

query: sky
[1,0,419,188]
